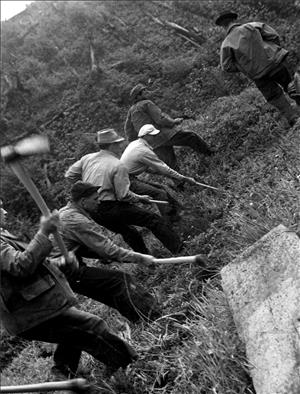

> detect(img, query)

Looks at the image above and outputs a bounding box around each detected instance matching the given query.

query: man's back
[125,100,177,147]
[66,150,127,201]
[221,22,288,79]
[121,139,147,175]
[129,100,158,132]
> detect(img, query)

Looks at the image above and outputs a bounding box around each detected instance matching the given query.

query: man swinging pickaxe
[0,135,70,261]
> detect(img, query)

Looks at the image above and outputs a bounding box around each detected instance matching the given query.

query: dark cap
[71,181,99,202]
[215,11,238,26]
[130,84,146,100]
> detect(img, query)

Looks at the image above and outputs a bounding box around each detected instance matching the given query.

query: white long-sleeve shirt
[120,138,185,181]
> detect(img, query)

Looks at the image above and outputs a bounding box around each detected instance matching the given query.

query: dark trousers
[154,145,179,171]
[20,307,138,376]
[129,176,180,221]
[91,201,181,254]
[165,130,212,155]
[254,60,293,101]
[70,265,160,324]
[154,131,212,171]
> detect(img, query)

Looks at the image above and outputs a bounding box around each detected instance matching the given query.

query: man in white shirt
[121,124,198,223]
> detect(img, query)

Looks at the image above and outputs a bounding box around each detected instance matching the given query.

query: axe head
[1,135,50,164]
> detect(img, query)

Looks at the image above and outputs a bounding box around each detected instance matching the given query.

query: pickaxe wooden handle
[0,378,89,393]
[192,180,221,191]
[149,199,169,205]
[153,255,207,265]
[9,161,69,260]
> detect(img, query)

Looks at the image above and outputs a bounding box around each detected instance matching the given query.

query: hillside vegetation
[1,1,300,393]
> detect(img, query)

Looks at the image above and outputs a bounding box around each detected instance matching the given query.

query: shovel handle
[9,162,69,260]
[0,378,89,393]
[153,255,206,265]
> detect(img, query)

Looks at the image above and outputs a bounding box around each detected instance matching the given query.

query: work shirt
[58,202,150,265]
[220,22,288,80]
[65,150,140,202]
[121,138,185,181]
[0,230,76,335]
[124,99,178,148]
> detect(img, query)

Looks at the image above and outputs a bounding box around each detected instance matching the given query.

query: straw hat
[95,128,125,144]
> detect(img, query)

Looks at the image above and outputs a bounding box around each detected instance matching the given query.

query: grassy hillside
[1,1,300,393]
[1,87,299,393]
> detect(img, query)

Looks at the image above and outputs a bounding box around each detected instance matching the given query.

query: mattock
[1,135,69,260]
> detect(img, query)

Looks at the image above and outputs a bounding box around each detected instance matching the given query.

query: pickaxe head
[1,135,50,164]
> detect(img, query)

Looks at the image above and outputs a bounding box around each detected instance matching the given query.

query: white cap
[138,124,161,137]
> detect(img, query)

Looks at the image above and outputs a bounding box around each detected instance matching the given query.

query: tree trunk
[146,13,205,47]
[89,40,99,72]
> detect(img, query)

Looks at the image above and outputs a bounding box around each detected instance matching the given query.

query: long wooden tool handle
[10,162,69,260]
[193,181,221,191]
[149,199,169,205]
[153,255,206,265]
[0,378,89,393]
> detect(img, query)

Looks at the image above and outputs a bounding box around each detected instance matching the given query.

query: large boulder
[221,224,300,394]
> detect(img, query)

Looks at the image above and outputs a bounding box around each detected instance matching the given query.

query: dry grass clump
[124,286,255,394]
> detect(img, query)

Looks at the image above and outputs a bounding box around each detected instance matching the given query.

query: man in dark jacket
[0,200,139,380]
[124,84,213,171]
[216,11,299,126]
[57,181,161,324]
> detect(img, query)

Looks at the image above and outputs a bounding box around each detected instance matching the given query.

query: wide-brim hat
[130,83,147,100]
[138,124,160,138]
[215,11,238,26]
[96,128,125,144]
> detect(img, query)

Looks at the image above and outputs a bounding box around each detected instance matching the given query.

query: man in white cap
[121,124,199,223]
[65,128,183,254]
[216,11,299,126]
[124,84,213,177]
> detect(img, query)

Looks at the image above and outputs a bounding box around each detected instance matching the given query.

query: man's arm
[0,214,60,277]
[0,234,52,277]
[141,149,196,184]
[141,149,186,180]
[113,163,148,202]
[146,101,179,127]
[257,22,280,45]
[220,45,239,72]
[65,216,152,265]
[124,111,138,142]
[65,159,83,183]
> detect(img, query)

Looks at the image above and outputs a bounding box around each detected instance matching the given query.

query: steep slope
[1,1,300,393]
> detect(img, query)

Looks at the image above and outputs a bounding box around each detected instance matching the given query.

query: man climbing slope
[216,11,299,126]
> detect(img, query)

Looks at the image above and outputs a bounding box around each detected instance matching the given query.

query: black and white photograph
[1,1,300,393]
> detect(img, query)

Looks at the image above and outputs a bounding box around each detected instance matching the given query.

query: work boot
[269,94,299,126]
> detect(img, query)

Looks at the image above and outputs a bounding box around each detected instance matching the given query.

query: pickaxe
[152,254,217,281]
[0,378,89,393]
[1,135,69,260]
